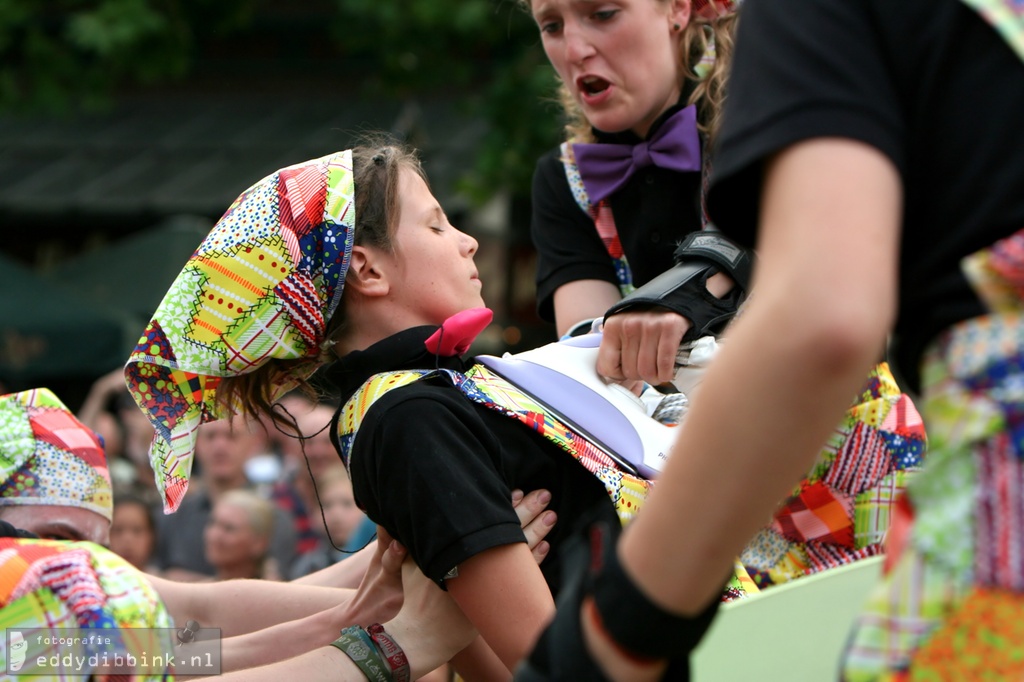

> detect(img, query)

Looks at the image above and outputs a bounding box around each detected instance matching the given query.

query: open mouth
[578,76,611,97]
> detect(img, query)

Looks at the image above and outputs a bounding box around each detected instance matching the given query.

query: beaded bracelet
[329,626,392,682]
[366,623,411,682]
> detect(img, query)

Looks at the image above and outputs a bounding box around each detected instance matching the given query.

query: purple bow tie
[572,104,701,205]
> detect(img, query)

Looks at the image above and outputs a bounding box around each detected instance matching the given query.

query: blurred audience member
[76,367,160,506]
[205,488,280,581]
[109,491,159,574]
[271,401,340,559]
[261,390,316,461]
[116,390,161,502]
[288,465,367,579]
[155,415,297,581]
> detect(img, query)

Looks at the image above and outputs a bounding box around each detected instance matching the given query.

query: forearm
[618,140,899,618]
[553,279,621,337]
[217,602,352,672]
[150,574,355,637]
[209,604,471,681]
[450,635,512,682]
[207,645,368,682]
[292,544,372,588]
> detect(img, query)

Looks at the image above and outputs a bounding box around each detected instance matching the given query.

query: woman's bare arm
[586,138,903,680]
[447,543,556,677]
[553,279,621,337]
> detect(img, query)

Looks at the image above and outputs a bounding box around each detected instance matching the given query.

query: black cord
[273,401,373,555]
[433,323,445,370]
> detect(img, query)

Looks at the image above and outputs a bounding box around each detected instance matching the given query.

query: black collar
[322,326,469,402]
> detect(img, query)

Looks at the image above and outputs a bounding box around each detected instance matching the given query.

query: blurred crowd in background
[75,368,372,583]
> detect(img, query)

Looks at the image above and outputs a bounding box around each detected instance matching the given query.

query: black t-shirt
[707,0,1024,389]
[531,103,705,323]
[326,326,619,591]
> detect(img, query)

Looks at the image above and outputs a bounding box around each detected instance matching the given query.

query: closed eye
[539,19,562,35]
[592,9,618,21]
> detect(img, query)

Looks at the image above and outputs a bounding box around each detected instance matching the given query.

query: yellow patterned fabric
[0,538,173,680]
[338,364,759,600]
[740,363,926,592]
[338,366,652,525]
[126,150,355,513]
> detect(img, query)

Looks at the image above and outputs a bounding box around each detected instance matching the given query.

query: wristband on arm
[330,624,410,682]
[603,231,754,342]
[366,623,411,682]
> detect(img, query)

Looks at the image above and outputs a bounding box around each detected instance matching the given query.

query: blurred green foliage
[0,0,258,112]
[0,0,564,201]
[329,0,565,200]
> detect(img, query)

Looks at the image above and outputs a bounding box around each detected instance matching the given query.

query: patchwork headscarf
[0,388,113,522]
[0,538,172,680]
[125,149,355,513]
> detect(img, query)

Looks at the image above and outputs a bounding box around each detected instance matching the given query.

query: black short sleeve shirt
[708,0,1024,386]
[531,106,705,323]
[329,328,619,591]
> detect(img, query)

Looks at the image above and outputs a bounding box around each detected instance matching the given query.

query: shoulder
[535,144,566,174]
[709,0,905,241]
[351,378,498,461]
[532,145,572,196]
[363,378,478,422]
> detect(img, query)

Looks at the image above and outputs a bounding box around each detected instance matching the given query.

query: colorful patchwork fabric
[0,388,112,521]
[959,0,1024,63]
[773,480,856,548]
[125,150,355,513]
[559,142,635,297]
[854,469,910,549]
[909,586,1024,678]
[841,543,967,680]
[341,361,921,599]
[743,363,926,589]
[0,538,173,681]
[338,366,652,525]
[337,364,760,600]
[842,228,1024,678]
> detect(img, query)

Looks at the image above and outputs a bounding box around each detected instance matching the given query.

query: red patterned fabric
[773,481,855,548]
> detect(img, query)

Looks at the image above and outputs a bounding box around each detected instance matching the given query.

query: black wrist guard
[515,514,722,681]
[604,231,754,342]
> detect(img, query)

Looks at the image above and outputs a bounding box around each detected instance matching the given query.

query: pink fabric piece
[424,308,494,357]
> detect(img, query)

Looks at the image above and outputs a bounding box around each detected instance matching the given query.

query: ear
[669,0,691,31]
[345,245,392,297]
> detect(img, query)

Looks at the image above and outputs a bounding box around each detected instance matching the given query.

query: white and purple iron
[477,334,679,479]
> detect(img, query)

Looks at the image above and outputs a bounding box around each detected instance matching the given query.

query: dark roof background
[0,251,138,385]
[0,92,482,243]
